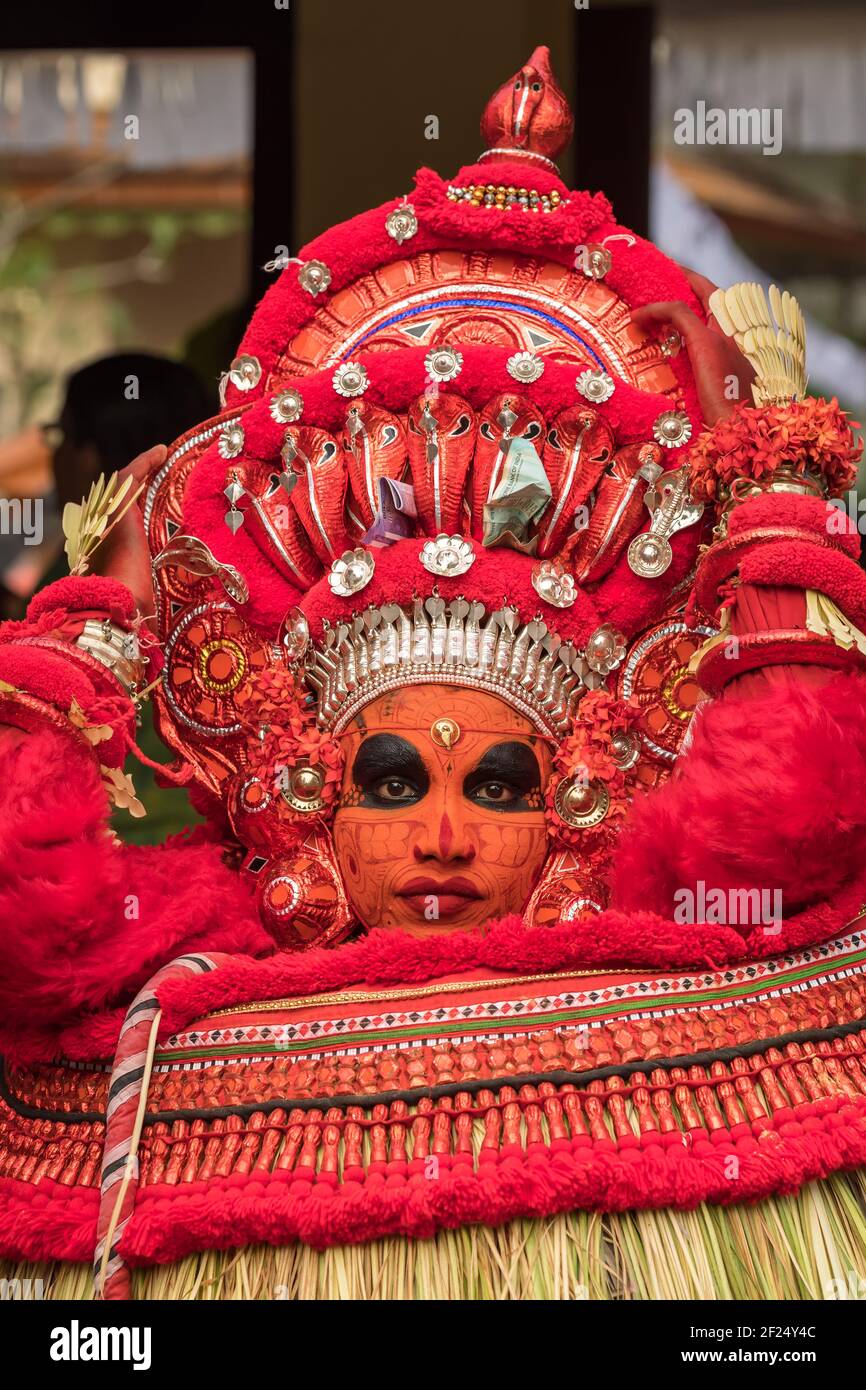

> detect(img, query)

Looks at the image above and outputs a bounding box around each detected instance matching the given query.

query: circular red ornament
[163,601,270,738]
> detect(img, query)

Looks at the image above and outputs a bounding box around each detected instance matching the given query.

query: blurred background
[1,0,863,836]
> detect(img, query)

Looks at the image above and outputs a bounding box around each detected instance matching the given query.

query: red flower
[545,690,641,861]
[688,397,862,504]
[241,663,344,818]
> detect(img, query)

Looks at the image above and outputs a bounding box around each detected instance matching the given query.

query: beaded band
[476,146,560,172]
[446,180,566,213]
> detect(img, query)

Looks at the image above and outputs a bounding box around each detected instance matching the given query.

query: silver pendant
[627,465,703,579]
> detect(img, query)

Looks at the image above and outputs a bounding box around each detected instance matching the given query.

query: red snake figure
[1,47,866,1302]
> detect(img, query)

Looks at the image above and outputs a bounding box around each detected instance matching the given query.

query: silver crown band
[305,599,604,737]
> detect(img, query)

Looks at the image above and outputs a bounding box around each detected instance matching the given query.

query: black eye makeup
[351,733,430,808]
[463,742,541,813]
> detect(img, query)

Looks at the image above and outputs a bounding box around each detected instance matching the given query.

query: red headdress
[145,47,708,947]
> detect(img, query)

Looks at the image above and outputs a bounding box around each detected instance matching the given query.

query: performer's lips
[396,876,483,919]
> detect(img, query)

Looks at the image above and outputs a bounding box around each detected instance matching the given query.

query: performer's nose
[413,808,477,863]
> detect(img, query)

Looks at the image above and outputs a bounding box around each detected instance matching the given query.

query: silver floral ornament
[531,559,576,609]
[660,330,682,359]
[576,368,615,404]
[218,422,245,460]
[653,410,692,449]
[328,547,375,597]
[584,623,627,675]
[386,202,418,245]
[228,354,262,391]
[298,259,332,296]
[419,533,475,578]
[507,350,544,384]
[332,361,369,398]
[424,346,463,383]
[270,387,304,424]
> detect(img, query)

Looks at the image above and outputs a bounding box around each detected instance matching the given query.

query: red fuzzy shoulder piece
[0,726,272,1058]
[26,575,139,623]
[612,671,866,926]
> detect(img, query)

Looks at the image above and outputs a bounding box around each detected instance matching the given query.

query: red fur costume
[2,46,866,1294]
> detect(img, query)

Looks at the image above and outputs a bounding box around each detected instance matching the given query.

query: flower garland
[688,397,862,505]
[545,689,641,869]
[239,666,343,823]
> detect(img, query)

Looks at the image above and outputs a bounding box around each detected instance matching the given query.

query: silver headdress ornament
[304,598,619,737]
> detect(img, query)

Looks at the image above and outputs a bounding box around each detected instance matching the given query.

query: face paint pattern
[333,685,552,935]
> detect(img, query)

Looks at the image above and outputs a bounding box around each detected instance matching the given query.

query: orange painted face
[333,685,553,935]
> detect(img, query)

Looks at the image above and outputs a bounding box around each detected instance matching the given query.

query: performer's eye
[469,780,519,806]
[463,741,540,813]
[352,734,429,810]
[370,777,422,804]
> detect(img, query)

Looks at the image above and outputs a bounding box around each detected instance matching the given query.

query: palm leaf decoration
[62,472,144,576]
[709,281,807,406]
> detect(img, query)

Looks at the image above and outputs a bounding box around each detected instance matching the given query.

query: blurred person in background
[0,352,216,614]
[43,350,216,581]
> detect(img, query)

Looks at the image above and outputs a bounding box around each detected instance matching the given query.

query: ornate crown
[305,594,622,738]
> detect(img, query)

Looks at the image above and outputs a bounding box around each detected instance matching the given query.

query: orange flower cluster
[545,689,640,863]
[241,666,343,817]
[688,397,862,504]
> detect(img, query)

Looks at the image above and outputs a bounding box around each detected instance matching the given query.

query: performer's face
[333,685,552,935]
